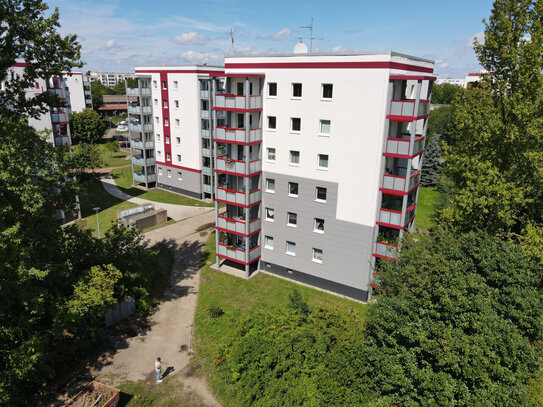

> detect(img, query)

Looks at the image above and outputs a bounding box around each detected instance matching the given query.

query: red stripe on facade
[389,75,436,81]
[216,253,260,266]
[155,160,202,173]
[225,61,433,73]
[160,72,171,163]
[136,69,224,75]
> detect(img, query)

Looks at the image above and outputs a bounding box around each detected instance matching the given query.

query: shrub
[208,305,224,319]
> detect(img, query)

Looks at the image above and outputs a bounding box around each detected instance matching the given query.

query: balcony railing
[54,135,70,146]
[203,184,212,193]
[129,123,153,132]
[126,87,151,96]
[216,156,261,176]
[201,128,210,137]
[202,166,212,175]
[84,90,91,96]
[200,89,210,98]
[215,94,263,110]
[374,242,399,261]
[131,139,154,150]
[215,126,262,144]
[51,112,68,123]
[217,243,261,264]
[217,213,261,236]
[388,100,429,119]
[381,169,421,194]
[127,105,141,114]
[134,171,156,183]
[201,110,210,119]
[202,147,211,156]
[384,135,424,158]
[132,156,156,166]
[216,185,261,206]
[377,208,403,227]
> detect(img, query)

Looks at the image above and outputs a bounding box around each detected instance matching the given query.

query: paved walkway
[100,173,214,222]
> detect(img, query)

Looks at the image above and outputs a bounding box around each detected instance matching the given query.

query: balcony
[132,156,156,166]
[374,242,399,261]
[201,128,210,138]
[51,112,68,123]
[127,87,151,96]
[202,166,212,175]
[214,94,262,111]
[202,147,211,156]
[200,89,210,98]
[84,90,91,96]
[54,135,70,146]
[201,110,210,119]
[215,126,262,144]
[134,171,156,183]
[216,156,261,176]
[131,139,154,150]
[129,123,153,132]
[127,105,141,114]
[217,243,261,264]
[384,135,424,158]
[377,208,402,228]
[203,184,212,193]
[388,100,430,121]
[216,186,261,207]
[217,212,261,236]
[380,169,421,195]
[49,89,65,98]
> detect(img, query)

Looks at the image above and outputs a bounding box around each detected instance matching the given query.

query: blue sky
[47,0,494,78]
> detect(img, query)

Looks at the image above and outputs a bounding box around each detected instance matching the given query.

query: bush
[208,305,224,319]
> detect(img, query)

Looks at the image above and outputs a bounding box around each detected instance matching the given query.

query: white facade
[87,71,135,88]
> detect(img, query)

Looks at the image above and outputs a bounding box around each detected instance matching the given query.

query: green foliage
[421,134,442,187]
[90,81,125,110]
[0,0,82,119]
[72,142,103,174]
[431,83,462,105]
[208,305,225,319]
[104,140,120,156]
[287,288,310,317]
[112,80,126,95]
[427,104,455,144]
[70,109,106,144]
[364,230,543,406]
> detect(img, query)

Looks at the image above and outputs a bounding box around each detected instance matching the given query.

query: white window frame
[175,100,179,108]
[286,241,296,256]
[174,81,178,89]
[177,154,181,163]
[290,117,301,133]
[268,82,277,98]
[267,116,277,131]
[165,118,169,127]
[165,135,170,144]
[312,248,323,263]
[316,187,327,203]
[288,182,299,197]
[158,167,163,175]
[291,83,302,99]
[318,154,329,170]
[321,83,333,100]
[177,171,182,180]
[163,100,168,108]
[175,119,180,127]
[287,212,297,227]
[266,178,275,193]
[265,207,275,222]
[289,150,300,166]
[166,152,171,161]
[167,169,172,178]
[267,147,276,162]
[319,119,331,137]
[264,235,274,250]
[314,218,325,233]
[176,137,181,145]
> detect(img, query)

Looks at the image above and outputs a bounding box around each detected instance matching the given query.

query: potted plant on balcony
[219,231,227,242]
[217,145,225,153]
[225,156,234,165]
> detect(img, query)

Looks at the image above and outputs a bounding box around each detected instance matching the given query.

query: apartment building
[126,65,224,195]
[86,71,135,88]
[212,52,434,302]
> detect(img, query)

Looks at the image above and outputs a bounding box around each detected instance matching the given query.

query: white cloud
[105,39,115,48]
[236,45,254,53]
[465,32,484,47]
[172,32,208,45]
[268,28,291,41]
[181,50,221,64]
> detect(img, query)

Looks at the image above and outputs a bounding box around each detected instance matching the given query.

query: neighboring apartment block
[86,71,135,88]
[126,51,434,302]
[126,65,224,196]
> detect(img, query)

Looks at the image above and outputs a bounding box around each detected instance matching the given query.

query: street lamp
[93,207,101,238]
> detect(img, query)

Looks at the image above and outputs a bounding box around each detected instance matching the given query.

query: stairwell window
[165,136,170,144]
[158,167,162,175]
[153,80,157,89]
[164,118,169,126]
[174,81,178,89]
[166,153,171,161]
[175,119,180,127]
[322,84,333,100]
[175,100,179,108]
[176,137,181,145]
[162,80,167,89]
[167,169,172,178]
[177,154,181,162]
[163,100,168,108]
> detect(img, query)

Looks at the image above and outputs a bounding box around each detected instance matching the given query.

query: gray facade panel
[156,164,202,198]
[260,172,376,292]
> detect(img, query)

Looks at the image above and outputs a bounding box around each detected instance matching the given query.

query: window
[287,212,297,227]
[292,83,302,98]
[163,100,168,108]
[177,154,181,162]
[268,116,276,130]
[318,154,329,169]
[265,236,274,249]
[153,80,157,88]
[265,207,275,222]
[268,82,277,97]
[166,153,171,161]
[165,136,170,144]
[174,81,178,89]
[177,171,182,180]
[288,182,298,197]
[319,120,331,136]
[316,186,327,202]
[291,117,301,132]
[286,241,296,256]
[175,100,179,108]
[158,167,162,175]
[167,169,172,178]
[162,80,167,89]
[267,147,276,162]
[154,99,158,106]
[289,150,300,166]
[176,137,180,145]
[175,119,180,126]
[165,118,169,126]
[266,178,275,193]
[312,248,323,263]
[314,218,325,233]
[322,84,333,99]
[157,134,161,141]
[157,150,162,157]
[155,116,159,124]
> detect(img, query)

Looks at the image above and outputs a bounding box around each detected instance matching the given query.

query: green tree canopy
[70,109,106,144]
[431,82,463,105]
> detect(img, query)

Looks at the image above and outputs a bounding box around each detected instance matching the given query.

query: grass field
[193,231,367,402]
[111,167,214,207]
[415,187,440,232]
[98,143,131,168]
[117,379,205,407]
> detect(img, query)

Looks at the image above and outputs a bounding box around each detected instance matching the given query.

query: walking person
[155,357,163,383]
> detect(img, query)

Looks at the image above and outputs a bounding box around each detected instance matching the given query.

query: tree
[427,104,455,145]
[421,134,442,187]
[72,143,103,174]
[431,82,462,104]
[104,140,120,157]
[440,0,543,235]
[70,109,106,144]
[0,0,81,119]
[112,80,126,95]
[90,81,121,111]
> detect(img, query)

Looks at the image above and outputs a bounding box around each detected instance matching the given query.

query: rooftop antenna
[229,28,235,53]
[300,18,314,52]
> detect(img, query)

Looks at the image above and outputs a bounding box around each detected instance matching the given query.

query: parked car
[118,120,127,126]
[113,134,127,141]
[116,125,128,132]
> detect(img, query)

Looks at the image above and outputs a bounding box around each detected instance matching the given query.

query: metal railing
[215,94,262,110]
[215,127,262,144]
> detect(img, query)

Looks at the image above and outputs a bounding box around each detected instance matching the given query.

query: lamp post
[93,207,101,238]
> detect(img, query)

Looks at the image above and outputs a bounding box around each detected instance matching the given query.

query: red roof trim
[210,73,265,78]
[135,69,224,75]
[389,75,437,81]
[225,61,433,73]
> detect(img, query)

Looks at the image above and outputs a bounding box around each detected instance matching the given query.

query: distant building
[436,71,486,88]
[85,71,135,88]
[98,94,135,116]
[435,77,466,87]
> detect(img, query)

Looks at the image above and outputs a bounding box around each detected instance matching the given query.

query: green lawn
[111,167,214,207]
[415,187,440,232]
[117,380,205,407]
[99,143,131,168]
[193,231,367,400]
[78,175,137,237]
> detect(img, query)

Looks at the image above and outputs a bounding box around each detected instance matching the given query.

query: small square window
[322,84,333,99]
[166,153,171,161]
[175,119,180,126]
[167,169,172,178]
[176,137,180,145]
[287,212,297,227]
[177,171,182,180]
[292,83,302,98]
[175,100,179,108]
[312,248,323,263]
[162,80,167,89]
[289,151,300,166]
[163,100,168,108]
[165,136,170,144]
[153,80,157,89]
[265,207,274,221]
[266,178,275,192]
[314,218,325,233]
[288,182,298,197]
[268,82,277,97]
[158,167,162,175]
[154,99,158,106]
[286,241,296,255]
[316,187,327,202]
[268,116,276,130]
[267,148,276,162]
[174,81,178,89]
[165,118,169,126]
[318,154,329,169]
[265,235,274,249]
[320,120,331,136]
[291,118,301,132]
[177,154,181,162]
